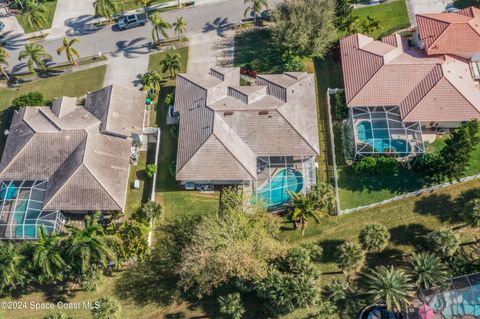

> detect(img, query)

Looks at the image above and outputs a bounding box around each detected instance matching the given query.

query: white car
[117,13,147,30]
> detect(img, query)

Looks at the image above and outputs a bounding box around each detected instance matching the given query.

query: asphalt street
[1,0,280,71]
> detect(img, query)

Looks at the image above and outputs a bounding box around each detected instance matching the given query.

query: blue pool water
[257,169,304,207]
[356,121,411,155]
[0,185,17,200]
[430,284,480,317]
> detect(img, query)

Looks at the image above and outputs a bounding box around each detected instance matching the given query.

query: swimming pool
[356,121,411,155]
[429,284,480,317]
[257,168,304,207]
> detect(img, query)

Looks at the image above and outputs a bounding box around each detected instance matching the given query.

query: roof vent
[258,111,269,115]
[224,111,233,116]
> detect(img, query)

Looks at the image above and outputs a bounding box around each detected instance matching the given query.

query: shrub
[359,223,390,252]
[469,198,480,227]
[218,293,245,319]
[428,229,460,257]
[164,93,174,106]
[80,267,103,292]
[145,164,157,178]
[413,152,442,177]
[44,313,70,319]
[169,161,176,178]
[323,277,349,302]
[331,90,348,120]
[12,91,44,108]
[353,156,398,175]
[170,125,179,138]
[341,122,355,161]
[219,186,243,213]
[335,241,364,273]
[282,53,305,72]
[133,201,162,223]
[91,297,120,319]
[239,77,251,86]
[299,241,323,261]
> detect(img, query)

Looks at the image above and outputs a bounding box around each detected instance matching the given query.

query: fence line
[147,127,161,247]
[326,88,342,214]
[325,87,480,216]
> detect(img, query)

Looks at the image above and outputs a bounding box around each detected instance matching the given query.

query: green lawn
[118,0,170,12]
[147,46,188,86]
[124,151,152,218]
[16,0,58,34]
[353,0,411,38]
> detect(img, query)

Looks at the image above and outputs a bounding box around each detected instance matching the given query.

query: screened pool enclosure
[420,272,480,318]
[349,106,424,159]
[254,156,316,207]
[0,180,65,239]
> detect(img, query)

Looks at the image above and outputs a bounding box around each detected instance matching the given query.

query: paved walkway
[187,29,234,73]
[47,0,96,40]
[406,0,449,25]
[0,8,25,38]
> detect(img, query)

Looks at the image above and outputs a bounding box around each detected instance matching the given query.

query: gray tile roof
[85,85,146,138]
[174,67,319,181]
[0,85,144,211]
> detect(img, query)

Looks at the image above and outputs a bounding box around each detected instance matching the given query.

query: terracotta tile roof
[417,6,480,58]
[174,67,319,182]
[340,33,480,122]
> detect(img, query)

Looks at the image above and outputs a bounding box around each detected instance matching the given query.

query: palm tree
[95,0,119,21]
[0,243,26,292]
[161,52,181,78]
[364,266,413,312]
[141,71,164,94]
[23,0,47,36]
[18,43,52,74]
[428,229,460,257]
[335,241,364,273]
[30,226,66,283]
[289,191,325,236]
[359,223,390,252]
[173,16,187,40]
[243,0,268,25]
[0,46,10,80]
[57,37,81,65]
[136,0,150,13]
[150,13,171,44]
[218,293,245,319]
[469,198,480,227]
[323,277,350,302]
[409,252,447,291]
[64,213,116,275]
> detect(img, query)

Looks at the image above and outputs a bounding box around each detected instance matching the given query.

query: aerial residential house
[0,85,146,239]
[173,67,319,208]
[340,6,480,159]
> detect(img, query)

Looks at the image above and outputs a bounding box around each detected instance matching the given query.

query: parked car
[117,13,147,30]
[0,22,6,33]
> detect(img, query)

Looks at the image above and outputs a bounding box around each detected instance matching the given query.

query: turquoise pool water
[430,284,480,317]
[0,185,17,200]
[257,168,304,207]
[356,121,411,155]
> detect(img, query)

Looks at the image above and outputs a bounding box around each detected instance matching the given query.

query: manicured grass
[125,152,148,217]
[147,46,188,86]
[353,0,411,38]
[16,0,57,34]
[118,0,170,12]
[282,178,480,273]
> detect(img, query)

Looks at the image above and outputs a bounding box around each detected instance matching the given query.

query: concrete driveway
[0,9,25,37]
[407,0,450,25]
[47,0,96,40]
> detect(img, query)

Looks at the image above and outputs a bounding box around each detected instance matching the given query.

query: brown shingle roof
[417,7,480,58]
[174,67,319,182]
[0,85,143,211]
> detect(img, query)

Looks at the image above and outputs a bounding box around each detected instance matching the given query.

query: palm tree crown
[18,43,52,73]
[173,16,187,38]
[57,37,81,65]
[161,52,181,78]
[95,0,119,20]
[0,243,27,292]
[0,46,10,80]
[23,0,47,34]
[150,13,172,43]
[364,266,413,312]
[64,213,116,274]
[243,0,268,24]
[409,252,447,291]
[30,226,66,283]
[141,71,164,94]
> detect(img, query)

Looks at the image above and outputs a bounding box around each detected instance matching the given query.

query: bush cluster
[12,92,44,108]
[331,90,348,120]
[352,156,398,175]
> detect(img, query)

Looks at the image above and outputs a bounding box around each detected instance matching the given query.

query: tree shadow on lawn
[413,189,478,225]
[364,248,405,269]
[389,223,433,251]
[319,239,346,264]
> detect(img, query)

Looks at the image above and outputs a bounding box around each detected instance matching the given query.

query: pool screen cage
[349,106,425,160]
[0,180,65,240]
[419,272,480,318]
[254,156,316,208]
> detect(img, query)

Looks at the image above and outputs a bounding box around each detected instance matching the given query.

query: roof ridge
[443,76,480,115]
[425,23,453,51]
[276,107,319,155]
[83,163,123,210]
[38,108,62,131]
